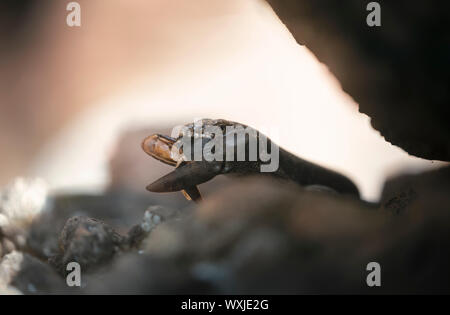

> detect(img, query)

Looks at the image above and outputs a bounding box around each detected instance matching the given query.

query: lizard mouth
[141,134,178,167]
[142,133,203,202]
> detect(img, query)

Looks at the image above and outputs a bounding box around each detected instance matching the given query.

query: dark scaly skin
[209,146,359,197]
[275,148,359,197]
[143,119,360,201]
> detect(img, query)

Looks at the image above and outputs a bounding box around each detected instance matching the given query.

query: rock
[1,238,16,256]
[380,166,450,215]
[266,0,450,161]
[49,204,183,275]
[79,175,450,294]
[376,167,450,293]
[0,177,48,227]
[50,216,127,274]
[26,190,183,260]
[84,252,214,294]
[0,251,23,286]
[3,170,449,294]
[127,205,182,248]
[80,178,383,293]
[0,178,49,258]
[0,251,66,294]
[0,285,22,295]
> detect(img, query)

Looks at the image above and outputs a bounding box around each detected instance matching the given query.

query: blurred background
[0,0,446,201]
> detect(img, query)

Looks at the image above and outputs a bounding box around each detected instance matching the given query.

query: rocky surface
[0,251,66,295]
[1,165,449,294]
[0,178,49,259]
[266,0,450,161]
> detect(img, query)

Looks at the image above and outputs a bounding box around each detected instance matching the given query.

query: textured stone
[266,0,450,160]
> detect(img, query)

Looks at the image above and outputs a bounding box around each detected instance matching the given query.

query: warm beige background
[0,0,445,201]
